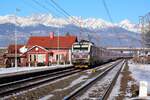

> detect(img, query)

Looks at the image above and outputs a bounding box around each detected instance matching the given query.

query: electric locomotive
[71,40,92,68]
[71,40,122,68]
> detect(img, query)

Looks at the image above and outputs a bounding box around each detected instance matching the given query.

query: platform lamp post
[57,28,60,65]
[14,8,20,68]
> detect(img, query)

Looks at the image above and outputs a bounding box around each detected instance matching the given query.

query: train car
[71,40,123,68]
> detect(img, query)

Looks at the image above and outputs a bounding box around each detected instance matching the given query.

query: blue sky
[0,0,150,23]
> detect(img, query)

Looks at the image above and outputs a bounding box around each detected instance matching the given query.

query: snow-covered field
[128,61,150,93]
[0,64,72,75]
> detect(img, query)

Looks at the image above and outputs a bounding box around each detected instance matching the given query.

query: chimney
[50,32,54,39]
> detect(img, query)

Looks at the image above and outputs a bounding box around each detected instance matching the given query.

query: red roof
[8,44,24,54]
[26,35,77,49]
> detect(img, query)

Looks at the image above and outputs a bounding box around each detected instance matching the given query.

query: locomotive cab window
[72,44,80,51]
[80,46,88,51]
[73,47,80,51]
[72,44,89,51]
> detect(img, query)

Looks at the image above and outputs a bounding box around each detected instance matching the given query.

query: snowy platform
[0,64,73,78]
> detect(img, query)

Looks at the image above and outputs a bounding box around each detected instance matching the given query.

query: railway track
[0,60,124,99]
[64,60,125,100]
[0,67,81,98]
[100,60,126,100]
[0,66,74,84]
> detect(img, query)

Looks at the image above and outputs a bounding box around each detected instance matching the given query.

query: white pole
[57,28,60,65]
[139,81,148,97]
[14,8,20,68]
[14,9,18,68]
[28,54,30,67]
[69,49,72,64]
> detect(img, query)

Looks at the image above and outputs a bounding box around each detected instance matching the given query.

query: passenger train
[71,40,123,68]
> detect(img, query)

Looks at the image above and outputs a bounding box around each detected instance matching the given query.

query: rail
[0,67,81,97]
[63,60,124,100]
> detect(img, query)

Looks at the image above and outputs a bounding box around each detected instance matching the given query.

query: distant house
[22,33,77,67]
[5,44,25,67]
[0,47,7,67]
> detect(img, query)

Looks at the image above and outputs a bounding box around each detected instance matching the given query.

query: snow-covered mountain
[0,14,139,32]
[0,14,142,47]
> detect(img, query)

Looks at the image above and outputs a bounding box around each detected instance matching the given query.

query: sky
[0,0,150,24]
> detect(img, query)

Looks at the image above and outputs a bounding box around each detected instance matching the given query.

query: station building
[23,33,77,66]
[5,33,77,67]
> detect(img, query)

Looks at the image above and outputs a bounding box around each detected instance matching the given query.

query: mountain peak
[119,19,139,32]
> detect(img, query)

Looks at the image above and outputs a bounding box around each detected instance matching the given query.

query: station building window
[30,55,32,62]
[34,55,36,61]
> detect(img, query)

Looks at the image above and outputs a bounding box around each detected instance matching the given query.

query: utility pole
[140,13,150,47]
[79,19,82,41]
[139,13,150,64]
[14,8,20,68]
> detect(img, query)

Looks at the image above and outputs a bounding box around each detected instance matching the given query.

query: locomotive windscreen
[73,44,89,51]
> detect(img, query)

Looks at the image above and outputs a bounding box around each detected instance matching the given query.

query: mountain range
[0,14,142,47]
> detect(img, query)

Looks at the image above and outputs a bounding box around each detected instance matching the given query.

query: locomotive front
[71,41,91,68]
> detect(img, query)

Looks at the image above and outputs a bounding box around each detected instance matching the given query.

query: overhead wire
[49,0,84,40]
[48,0,85,40]
[102,0,123,47]
[44,0,69,19]
[31,0,84,38]
[22,0,45,14]
[30,0,73,24]
[49,0,80,24]
[102,0,113,23]
[31,0,59,17]
[30,0,89,44]
[102,0,145,48]
[29,0,93,41]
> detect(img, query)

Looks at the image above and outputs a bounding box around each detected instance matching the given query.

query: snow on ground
[53,75,88,92]
[0,64,73,75]
[108,73,122,100]
[128,60,150,93]
[39,94,53,100]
